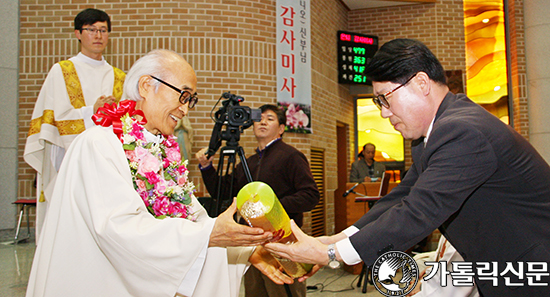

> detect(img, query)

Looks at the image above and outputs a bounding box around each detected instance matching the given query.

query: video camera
[206,92,261,158]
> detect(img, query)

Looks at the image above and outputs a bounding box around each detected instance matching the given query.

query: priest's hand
[93,95,116,113]
[209,199,272,247]
[296,264,322,282]
[264,220,330,266]
[249,246,293,285]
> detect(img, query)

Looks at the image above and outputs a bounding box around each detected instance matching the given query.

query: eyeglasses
[372,73,417,110]
[150,75,198,108]
[81,27,109,35]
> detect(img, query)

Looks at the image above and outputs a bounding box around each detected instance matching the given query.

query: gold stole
[28,60,126,137]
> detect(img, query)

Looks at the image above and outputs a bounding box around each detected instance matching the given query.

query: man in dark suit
[265,39,550,296]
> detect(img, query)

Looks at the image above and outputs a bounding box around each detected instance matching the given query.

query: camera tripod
[211,138,253,217]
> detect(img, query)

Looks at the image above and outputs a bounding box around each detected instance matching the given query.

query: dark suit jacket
[350,92,550,296]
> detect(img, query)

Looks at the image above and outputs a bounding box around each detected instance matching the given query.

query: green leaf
[182,192,191,204]
[164,171,174,182]
[145,179,154,190]
[123,143,136,150]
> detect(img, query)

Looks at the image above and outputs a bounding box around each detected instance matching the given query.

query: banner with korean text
[277,0,312,134]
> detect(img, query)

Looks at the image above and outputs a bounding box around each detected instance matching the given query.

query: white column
[525,0,550,163]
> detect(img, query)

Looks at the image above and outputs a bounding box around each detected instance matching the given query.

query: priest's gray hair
[123,49,186,101]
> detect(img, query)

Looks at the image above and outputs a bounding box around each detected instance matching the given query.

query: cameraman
[196,104,320,297]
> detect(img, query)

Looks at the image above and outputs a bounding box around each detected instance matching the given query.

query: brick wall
[310,0,351,235]
[17,0,527,238]
[507,0,528,137]
[18,0,354,235]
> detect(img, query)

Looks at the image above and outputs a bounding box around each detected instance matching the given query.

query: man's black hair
[365,38,446,85]
[259,104,286,126]
[74,8,111,32]
[358,143,376,158]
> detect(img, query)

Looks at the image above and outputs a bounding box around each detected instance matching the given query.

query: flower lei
[93,100,196,221]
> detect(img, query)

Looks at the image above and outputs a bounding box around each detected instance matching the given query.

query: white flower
[122,134,136,144]
[150,143,161,156]
[172,185,184,195]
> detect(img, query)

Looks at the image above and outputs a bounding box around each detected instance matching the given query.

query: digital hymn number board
[337,31,378,85]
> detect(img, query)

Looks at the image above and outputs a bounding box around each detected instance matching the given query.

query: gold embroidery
[59,60,85,109]
[57,119,85,135]
[28,110,54,136]
[113,67,126,102]
[28,109,85,137]
[28,61,125,137]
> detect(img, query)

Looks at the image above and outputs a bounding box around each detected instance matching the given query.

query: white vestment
[26,126,253,297]
[24,53,125,241]
[413,236,479,297]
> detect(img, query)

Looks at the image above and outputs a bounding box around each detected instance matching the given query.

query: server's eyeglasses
[81,27,109,35]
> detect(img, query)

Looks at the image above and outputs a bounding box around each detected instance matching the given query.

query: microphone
[343,183,360,197]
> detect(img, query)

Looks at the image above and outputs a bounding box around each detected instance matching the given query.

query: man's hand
[195,147,214,168]
[249,246,294,285]
[209,199,272,247]
[264,220,329,266]
[316,232,348,245]
[93,95,116,113]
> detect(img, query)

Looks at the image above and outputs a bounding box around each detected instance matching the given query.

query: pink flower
[155,179,167,194]
[168,202,186,216]
[165,147,181,163]
[130,123,145,140]
[137,153,160,176]
[139,191,150,206]
[125,150,137,162]
[164,136,177,148]
[177,165,188,174]
[134,146,149,160]
[152,196,170,216]
[177,175,187,186]
[286,104,309,128]
[165,179,177,188]
[136,179,147,192]
[120,116,196,221]
[163,158,171,169]
[144,171,160,185]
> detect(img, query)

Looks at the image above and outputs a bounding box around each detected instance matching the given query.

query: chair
[354,172,391,293]
[12,199,37,244]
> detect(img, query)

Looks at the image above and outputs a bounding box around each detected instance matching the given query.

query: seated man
[349,143,386,182]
